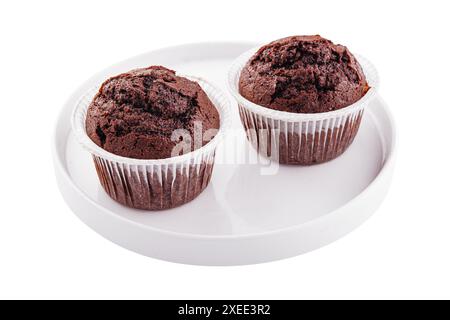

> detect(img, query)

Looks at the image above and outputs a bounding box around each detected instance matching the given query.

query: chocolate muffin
[239,35,369,113]
[86,66,220,159]
[229,35,377,165]
[79,66,225,210]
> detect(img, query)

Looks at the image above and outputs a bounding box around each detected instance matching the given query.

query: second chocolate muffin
[239,35,369,114]
[79,66,224,210]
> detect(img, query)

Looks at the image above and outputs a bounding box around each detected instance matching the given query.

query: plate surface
[53,42,396,265]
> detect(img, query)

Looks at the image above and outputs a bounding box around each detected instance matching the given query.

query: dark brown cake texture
[85,66,220,210]
[86,66,220,159]
[239,35,369,114]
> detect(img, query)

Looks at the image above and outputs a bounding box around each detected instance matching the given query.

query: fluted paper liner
[72,76,231,210]
[228,48,379,165]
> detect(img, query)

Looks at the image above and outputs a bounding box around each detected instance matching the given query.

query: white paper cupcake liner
[72,76,231,210]
[228,47,379,165]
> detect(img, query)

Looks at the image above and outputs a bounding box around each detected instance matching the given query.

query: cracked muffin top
[239,35,369,113]
[86,66,220,159]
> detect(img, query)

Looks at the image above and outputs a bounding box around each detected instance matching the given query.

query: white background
[1,0,449,299]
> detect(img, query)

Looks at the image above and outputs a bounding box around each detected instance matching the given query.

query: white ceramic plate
[52,42,396,266]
